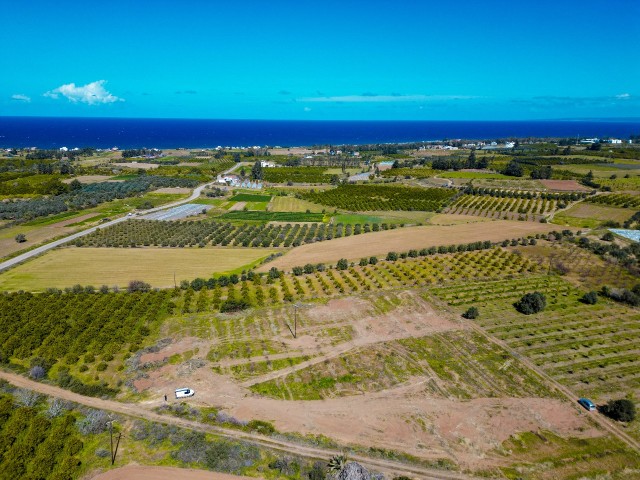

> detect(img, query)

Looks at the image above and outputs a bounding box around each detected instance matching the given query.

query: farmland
[1,140,640,479]
[431,275,640,402]
[259,220,558,271]
[76,219,397,248]
[300,184,457,211]
[0,247,277,290]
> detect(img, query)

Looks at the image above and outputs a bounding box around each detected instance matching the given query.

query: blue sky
[1,0,638,120]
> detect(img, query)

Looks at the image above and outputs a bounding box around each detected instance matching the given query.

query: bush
[336,258,348,270]
[386,251,398,261]
[14,233,26,243]
[601,232,615,242]
[515,292,546,314]
[462,307,479,319]
[29,365,46,380]
[581,291,598,305]
[128,280,151,293]
[246,419,276,435]
[600,399,636,422]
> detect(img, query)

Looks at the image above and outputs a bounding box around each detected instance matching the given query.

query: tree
[462,307,479,319]
[600,399,636,422]
[251,161,263,180]
[515,292,546,314]
[336,258,348,270]
[14,233,26,243]
[601,232,615,241]
[467,151,476,168]
[127,280,151,293]
[504,160,524,177]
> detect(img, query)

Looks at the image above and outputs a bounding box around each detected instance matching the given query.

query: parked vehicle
[578,398,596,411]
[175,388,195,398]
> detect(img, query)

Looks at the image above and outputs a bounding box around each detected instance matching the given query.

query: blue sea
[0,117,638,149]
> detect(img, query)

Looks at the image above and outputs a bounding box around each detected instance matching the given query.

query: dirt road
[0,370,474,480]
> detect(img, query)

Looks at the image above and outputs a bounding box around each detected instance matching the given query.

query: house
[260,160,276,168]
[217,174,240,184]
[608,139,622,144]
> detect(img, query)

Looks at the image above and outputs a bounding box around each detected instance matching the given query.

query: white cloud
[11,94,31,102]
[298,94,477,103]
[616,93,631,99]
[45,80,123,105]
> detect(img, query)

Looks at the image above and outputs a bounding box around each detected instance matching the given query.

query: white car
[175,388,195,399]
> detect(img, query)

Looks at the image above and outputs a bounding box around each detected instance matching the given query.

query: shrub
[600,399,636,422]
[601,232,615,242]
[336,258,349,270]
[128,280,151,293]
[386,251,398,261]
[515,292,546,314]
[96,362,108,371]
[14,233,26,243]
[581,291,598,305]
[369,256,378,265]
[246,419,276,435]
[462,307,479,319]
[29,365,46,380]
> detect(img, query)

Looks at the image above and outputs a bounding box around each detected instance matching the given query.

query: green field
[270,196,326,213]
[229,193,272,202]
[219,211,325,222]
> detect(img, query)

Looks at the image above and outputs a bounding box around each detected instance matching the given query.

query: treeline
[0,175,199,221]
[121,148,162,158]
[25,147,95,160]
[431,154,489,170]
[462,186,588,202]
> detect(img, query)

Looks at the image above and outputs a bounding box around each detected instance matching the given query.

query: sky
[1,0,639,120]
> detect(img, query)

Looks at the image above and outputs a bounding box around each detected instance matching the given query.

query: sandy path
[91,465,261,480]
[257,221,558,272]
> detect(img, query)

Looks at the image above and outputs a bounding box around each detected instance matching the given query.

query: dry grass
[539,180,590,192]
[112,162,159,170]
[257,220,557,271]
[0,247,277,291]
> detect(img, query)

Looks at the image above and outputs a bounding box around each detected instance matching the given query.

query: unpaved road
[92,465,261,480]
[0,370,474,480]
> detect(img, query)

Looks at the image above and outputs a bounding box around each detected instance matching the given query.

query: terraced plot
[431,275,640,401]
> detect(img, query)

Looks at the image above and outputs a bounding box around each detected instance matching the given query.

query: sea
[0,116,639,149]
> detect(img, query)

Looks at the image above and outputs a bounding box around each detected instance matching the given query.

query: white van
[175,388,195,398]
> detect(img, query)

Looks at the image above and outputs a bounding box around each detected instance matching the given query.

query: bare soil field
[540,179,590,192]
[0,213,99,259]
[112,163,159,170]
[429,213,493,225]
[177,162,202,167]
[62,175,118,184]
[257,220,558,272]
[133,294,597,470]
[0,247,277,291]
[91,466,260,480]
[229,201,247,211]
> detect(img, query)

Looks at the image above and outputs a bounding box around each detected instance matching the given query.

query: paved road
[0,370,475,480]
[0,164,240,273]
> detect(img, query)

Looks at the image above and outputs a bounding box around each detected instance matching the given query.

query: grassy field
[270,196,326,213]
[439,171,511,179]
[0,247,277,290]
[552,202,637,228]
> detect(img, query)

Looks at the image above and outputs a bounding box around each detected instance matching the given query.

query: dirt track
[92,465,260,480]
[0,370,473,480]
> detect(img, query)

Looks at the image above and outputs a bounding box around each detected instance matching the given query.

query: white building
[260,160,276,168]
[609,139,623,144]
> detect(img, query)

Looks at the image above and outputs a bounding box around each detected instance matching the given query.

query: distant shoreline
[1,117,638,149]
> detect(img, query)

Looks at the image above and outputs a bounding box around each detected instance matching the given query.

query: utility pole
[106,419,122,466]
[286,303,304,339]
